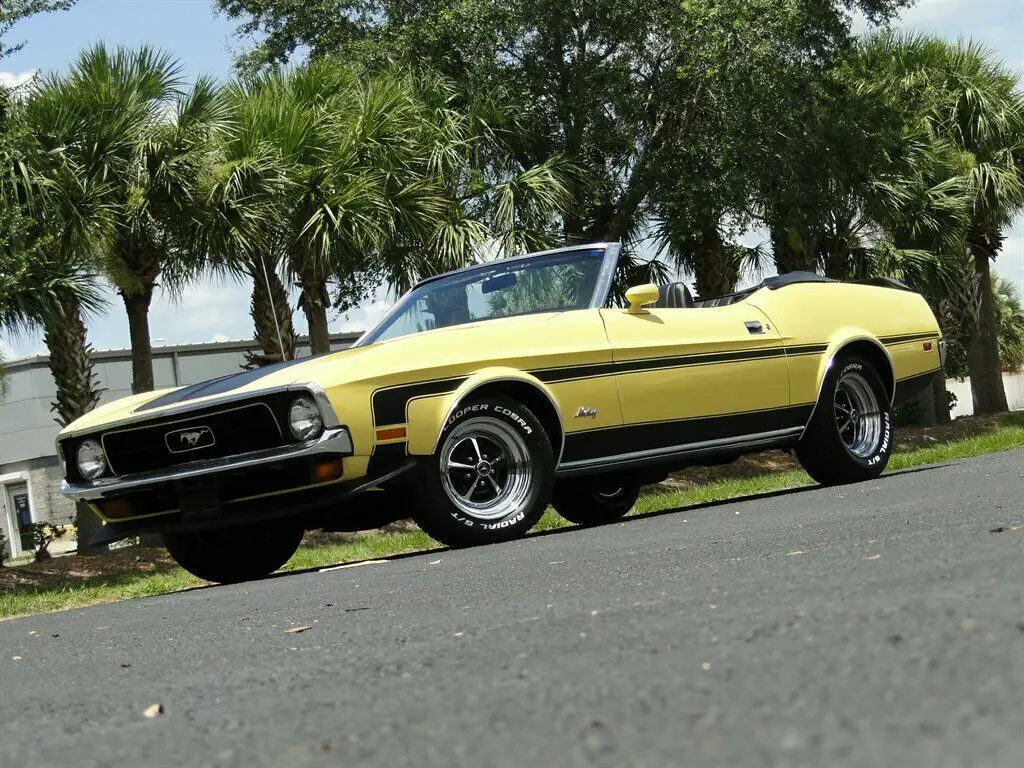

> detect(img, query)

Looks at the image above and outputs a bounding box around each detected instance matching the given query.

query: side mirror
[625,283,660,314]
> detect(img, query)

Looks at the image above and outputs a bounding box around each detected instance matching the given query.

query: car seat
[656,282,695,308]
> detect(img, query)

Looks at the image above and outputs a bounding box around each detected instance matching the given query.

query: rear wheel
[796,354,893,486]
[162,518,304,584]
[552,478,641,526]
[413,395,554,547]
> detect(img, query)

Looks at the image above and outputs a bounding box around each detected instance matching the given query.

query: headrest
[656,282,695,309]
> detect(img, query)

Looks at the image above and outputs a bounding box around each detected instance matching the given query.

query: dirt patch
[0,545,177,595]
[891,414,1009,450]
[660,449,800,491]
[297,519,420,549]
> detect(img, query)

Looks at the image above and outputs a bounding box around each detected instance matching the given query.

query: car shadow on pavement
[526,462,954,539]
[186,463,954,588]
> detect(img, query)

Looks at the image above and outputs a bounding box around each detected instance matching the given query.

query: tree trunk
[247,257,297,367]
[42,294,100,428]
[966,227,1008,414]
[301,279,332,355]
[122,286,155,394]
[931,370,951,424]
[690,222,738,300]
[41,295,105,555]
[771,227,817,274]
[914,382,937,426]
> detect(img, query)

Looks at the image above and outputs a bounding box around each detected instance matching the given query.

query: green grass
[3,418,1022,620]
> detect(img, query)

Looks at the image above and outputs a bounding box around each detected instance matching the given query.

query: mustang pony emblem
[180,431,205,446]
[165,426,215,453]
[573,406,598,419]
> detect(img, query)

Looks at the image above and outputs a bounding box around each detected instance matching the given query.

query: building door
[4,483,32,556]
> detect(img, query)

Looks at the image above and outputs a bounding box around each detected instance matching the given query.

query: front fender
[404,367,562,456]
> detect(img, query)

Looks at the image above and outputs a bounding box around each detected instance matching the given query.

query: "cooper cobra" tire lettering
[495,406,533,434]
[447,403,490,428]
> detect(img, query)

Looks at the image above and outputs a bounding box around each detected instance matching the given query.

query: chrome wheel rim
[834,371,883,458]
[440,417,533,520]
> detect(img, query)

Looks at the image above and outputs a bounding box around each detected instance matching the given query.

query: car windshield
[360,248,608,345]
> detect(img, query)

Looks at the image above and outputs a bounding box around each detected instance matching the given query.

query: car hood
[60,312,575,436]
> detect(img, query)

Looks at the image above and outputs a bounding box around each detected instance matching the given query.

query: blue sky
[2,0,1023,358]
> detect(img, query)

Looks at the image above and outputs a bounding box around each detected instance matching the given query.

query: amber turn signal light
[310,459,344,483]
[375,427,407,441]
[98,498,134,520]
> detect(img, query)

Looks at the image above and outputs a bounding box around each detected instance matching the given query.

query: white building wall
[946,372,1024,418]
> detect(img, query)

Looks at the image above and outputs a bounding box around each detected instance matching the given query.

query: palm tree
[5,77,110,426]
[860,34,1024,414]
[991,275,1024,374]
[223,63,577,356]
[192,107,296,365]
[50,44,229,392]
[2,92,109,554]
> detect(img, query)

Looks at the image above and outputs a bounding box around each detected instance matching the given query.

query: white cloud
[0,70,36,90]
[150,276,254,344]
[208,333,230,343]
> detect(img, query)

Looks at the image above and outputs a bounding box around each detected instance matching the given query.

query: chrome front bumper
[61,426,353,502]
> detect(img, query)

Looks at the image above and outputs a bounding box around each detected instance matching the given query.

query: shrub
[27,522,67,562]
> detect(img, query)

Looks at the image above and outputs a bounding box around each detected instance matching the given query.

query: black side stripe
[372,378,467,427]
[534,343,829,384]
[534,362,616,383]
[786,343,829,356]
[879,332,939,345]
[366,440,407,475]
[561,404,814,464]
[374,345,835,420]
[614,346,784,374]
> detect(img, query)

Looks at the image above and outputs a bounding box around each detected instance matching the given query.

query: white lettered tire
[796,354,893,485]
[413,395,554,547]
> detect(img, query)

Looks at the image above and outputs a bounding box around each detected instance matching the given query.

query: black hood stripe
[135,356,312,412]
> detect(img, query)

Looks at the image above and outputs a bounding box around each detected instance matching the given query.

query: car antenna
[258,254,289,361]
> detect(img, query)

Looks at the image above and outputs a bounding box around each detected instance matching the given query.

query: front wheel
[552,478,641,526]
[162,518,304,583]
[412,395,554,547]
[796,354,893,486]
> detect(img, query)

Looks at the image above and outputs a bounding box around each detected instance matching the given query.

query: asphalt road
[2,451,1023,768]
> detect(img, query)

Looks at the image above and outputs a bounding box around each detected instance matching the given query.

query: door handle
[744,321,764,334]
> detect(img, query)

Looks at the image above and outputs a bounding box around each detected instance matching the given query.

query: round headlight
[76,440,108,480]
[288,396,323,441]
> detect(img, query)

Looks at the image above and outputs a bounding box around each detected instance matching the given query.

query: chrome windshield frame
[353,242,621,348]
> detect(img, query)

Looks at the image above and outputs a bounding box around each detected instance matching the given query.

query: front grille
[101,402,284,476]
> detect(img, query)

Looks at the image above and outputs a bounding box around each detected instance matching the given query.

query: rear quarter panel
[749,283,942,406]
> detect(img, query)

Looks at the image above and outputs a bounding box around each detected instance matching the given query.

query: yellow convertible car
[59,243,943,582]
